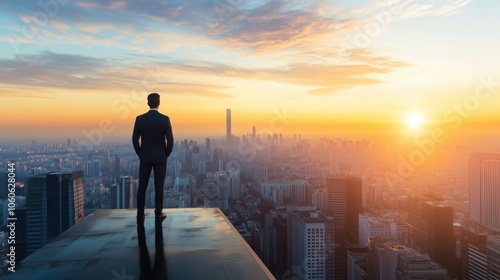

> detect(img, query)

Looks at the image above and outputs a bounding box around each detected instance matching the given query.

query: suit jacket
[132,110,174,163]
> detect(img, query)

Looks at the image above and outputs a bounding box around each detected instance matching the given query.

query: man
[132,93,174,223]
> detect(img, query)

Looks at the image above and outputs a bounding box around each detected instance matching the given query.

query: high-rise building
[216,171,229,211]
[407,195,456,277]
[347,249,368,280]
[367,238,407,280]
[203,172,229,211]
[487,236,500,279]
[26,170,84,254]
[110,176,134,209]
[326,175,362,279]
[226,108,232,143]
[469,153,500,231]
[114,155,121,177]
[91,160,101,177]
[286,204,316,273]
[229,168,241,200]
[460,225,491,280]
[291,210,334,280]
[0,172,7,200]
[326,175,362,243]
[312,190,327,210]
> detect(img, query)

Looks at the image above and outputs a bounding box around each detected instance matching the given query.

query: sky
[1,0,499,143]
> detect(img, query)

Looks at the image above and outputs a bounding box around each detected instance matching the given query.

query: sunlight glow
[405,112,425,130]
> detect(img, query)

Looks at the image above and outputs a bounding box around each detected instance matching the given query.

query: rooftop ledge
[3,208,275,280]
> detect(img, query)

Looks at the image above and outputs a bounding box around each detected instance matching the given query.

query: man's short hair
[148,93,160,108]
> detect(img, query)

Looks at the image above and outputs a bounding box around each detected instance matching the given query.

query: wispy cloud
[0,51,234,98]
[0,47,408,96]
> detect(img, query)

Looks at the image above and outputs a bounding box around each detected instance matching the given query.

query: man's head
[147,93,160,108]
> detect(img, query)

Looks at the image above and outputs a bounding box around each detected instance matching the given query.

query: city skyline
[1,1,500,143]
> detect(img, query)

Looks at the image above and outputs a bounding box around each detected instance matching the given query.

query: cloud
[153,48,410,95]
[0,51,235,98]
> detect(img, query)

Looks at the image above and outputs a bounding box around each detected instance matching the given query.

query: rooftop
[2,208,275,280]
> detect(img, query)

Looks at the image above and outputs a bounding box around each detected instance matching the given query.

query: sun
[405,112,425,130]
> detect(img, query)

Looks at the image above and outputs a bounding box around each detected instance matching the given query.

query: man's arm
[165,117,174,158]
[132,118,141,157]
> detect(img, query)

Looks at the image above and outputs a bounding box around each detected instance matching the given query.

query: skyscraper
[226,108,231,143]
[110,176,134,209]
[286,204,316,274]
[326,175,362,243]
[290,210,335,280]
[326,175,363,279]
[469,153,500,231]
[460,226,491,280]
[487,236,500,278]
[407,195,456,277]
[367,238,407,280]
[26,170,84,254]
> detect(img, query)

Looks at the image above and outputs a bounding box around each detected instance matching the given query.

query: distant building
[91,160,101,177]
[358,213,408,247]
[469,153,500,232]
[226,109,232,143]
[312,190,327,210]
[260,180,309,204]
[203,171,229,211]
[229,168,241,200]
[110,176,134,209]
[26,170,84,254]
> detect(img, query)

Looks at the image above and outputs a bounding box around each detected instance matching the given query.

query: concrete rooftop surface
[3,208,275,280]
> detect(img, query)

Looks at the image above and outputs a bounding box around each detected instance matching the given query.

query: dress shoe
[155,212,167,222]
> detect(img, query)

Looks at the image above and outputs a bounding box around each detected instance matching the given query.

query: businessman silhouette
[133,93,174,223]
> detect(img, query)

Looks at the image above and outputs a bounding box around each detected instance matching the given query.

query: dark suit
[132,109,174,215]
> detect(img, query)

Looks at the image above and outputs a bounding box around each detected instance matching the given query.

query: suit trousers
[137,161,166,215]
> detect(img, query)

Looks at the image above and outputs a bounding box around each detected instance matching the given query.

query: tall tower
[407,195,456,277]
[469,153,500,231]
[290,210,335,280]
[326,175,362,243]
[110,176,134,209]
[26,170,84,254]
[326,174,362,279]
[226,108,231,143]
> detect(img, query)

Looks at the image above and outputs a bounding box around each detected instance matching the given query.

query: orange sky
[1,0,499,142]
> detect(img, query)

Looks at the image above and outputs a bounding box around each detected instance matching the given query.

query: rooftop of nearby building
[2,208,275,280]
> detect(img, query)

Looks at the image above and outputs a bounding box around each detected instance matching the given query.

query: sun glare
[405,112,425,130]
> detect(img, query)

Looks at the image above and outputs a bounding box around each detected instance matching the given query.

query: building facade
[26,170,84,254]
[469,153,500,232]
